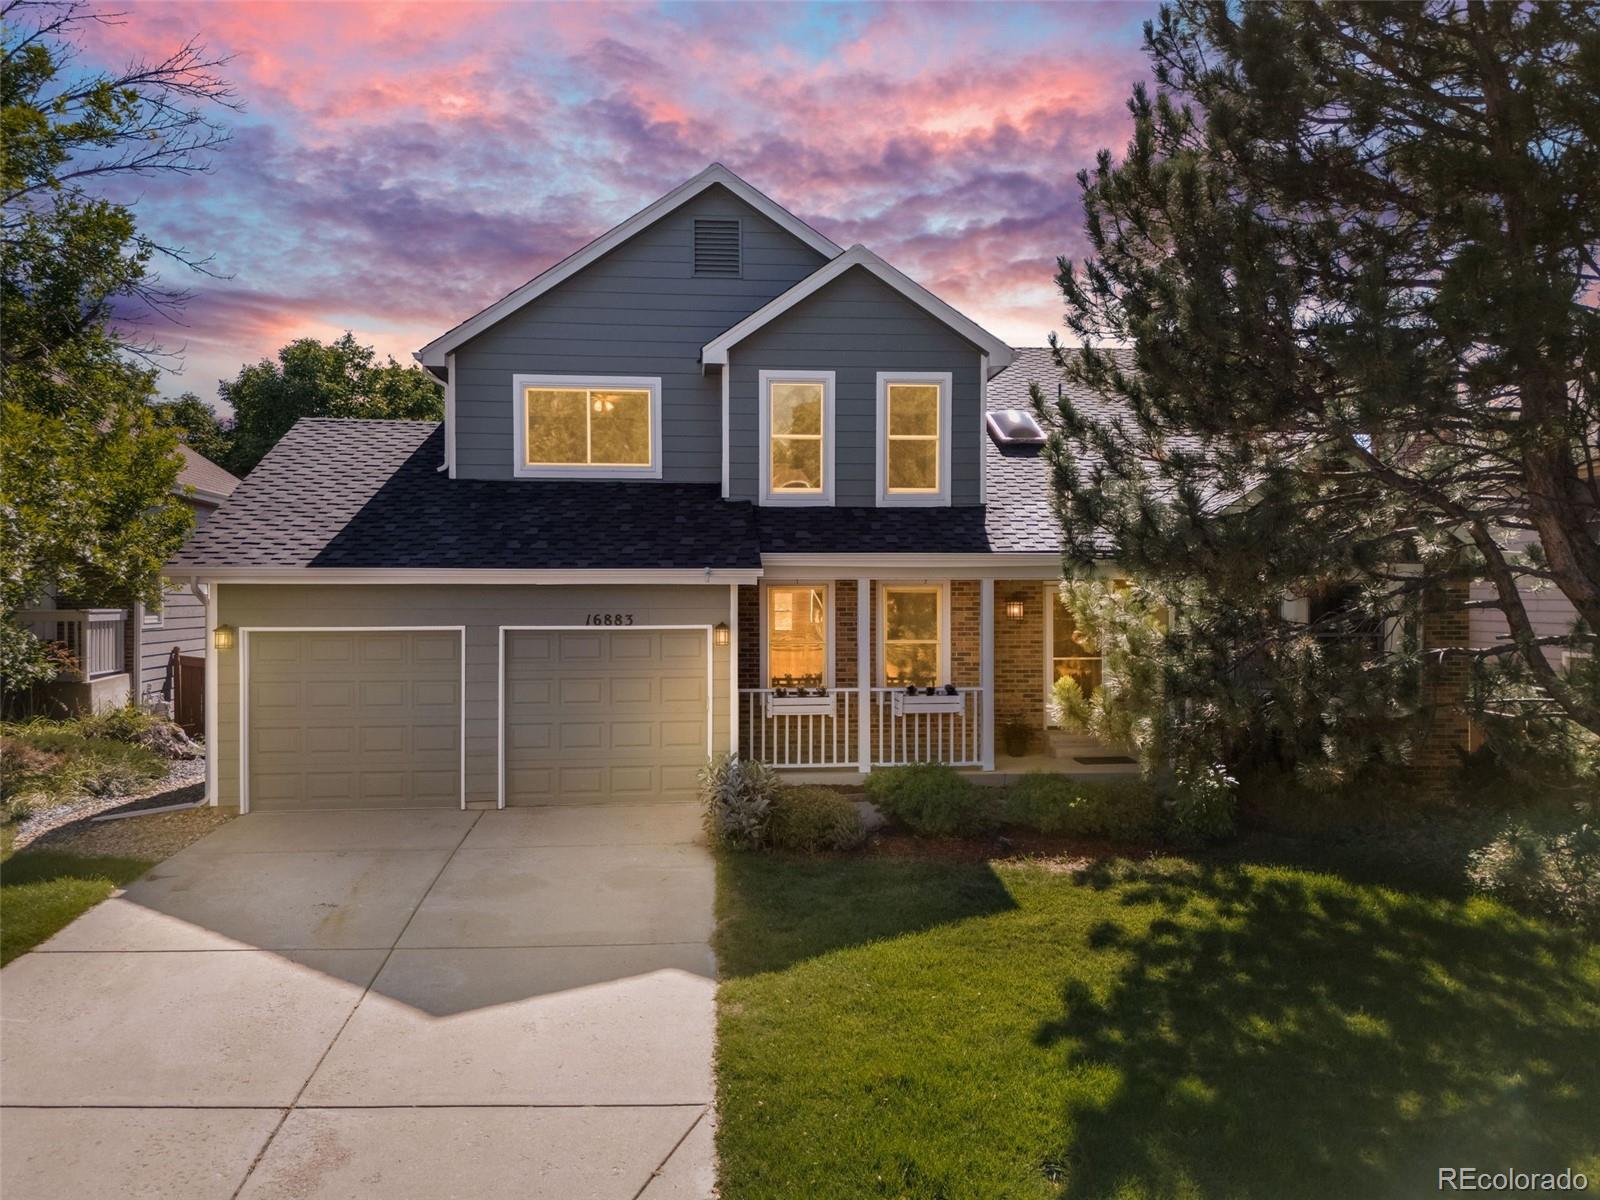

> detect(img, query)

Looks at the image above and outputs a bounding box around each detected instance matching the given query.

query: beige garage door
[246,630,462,811]
[504,628,708,804]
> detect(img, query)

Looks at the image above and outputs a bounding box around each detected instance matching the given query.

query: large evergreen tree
[1046,0,1600,779]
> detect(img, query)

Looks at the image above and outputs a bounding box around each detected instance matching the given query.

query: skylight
[985,409,1046,446]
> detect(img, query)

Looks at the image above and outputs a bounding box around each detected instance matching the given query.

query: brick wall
[994,580,1047,753]
[737,584,759,690]
[1415,576,1472,788]
[835,579,860,687]
[950,580,981,687]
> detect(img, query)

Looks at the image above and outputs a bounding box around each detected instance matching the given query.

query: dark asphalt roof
[168,419,762,571]
[172,351,1135,571]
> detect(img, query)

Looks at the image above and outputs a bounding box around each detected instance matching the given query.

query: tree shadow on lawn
[1036,859,1600,1200]
[715,853,1019,978]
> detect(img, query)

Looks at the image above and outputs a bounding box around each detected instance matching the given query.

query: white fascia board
[417,164,842,367]
[183,567,763,585]
[702,245,1015,376]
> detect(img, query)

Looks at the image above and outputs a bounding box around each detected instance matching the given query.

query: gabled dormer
[702,244,1012,508]
[413,164,1012,507]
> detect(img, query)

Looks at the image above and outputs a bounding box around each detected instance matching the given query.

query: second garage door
[246,630,462,811]
[503,628,708,804]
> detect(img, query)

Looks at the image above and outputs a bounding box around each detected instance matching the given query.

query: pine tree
[1047,0,1600,780]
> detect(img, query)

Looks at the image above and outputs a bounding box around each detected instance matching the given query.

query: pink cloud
[75,1,1156,401]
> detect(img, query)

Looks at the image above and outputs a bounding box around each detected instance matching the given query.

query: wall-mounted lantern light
[1005,596,1026,621]
[713,621,731,647]
[213,623,236,651]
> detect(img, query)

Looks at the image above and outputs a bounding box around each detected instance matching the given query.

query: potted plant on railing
[891,683,966,715]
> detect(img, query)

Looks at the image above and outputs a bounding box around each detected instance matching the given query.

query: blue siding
[727,266,985,506]
[452,185,827,481]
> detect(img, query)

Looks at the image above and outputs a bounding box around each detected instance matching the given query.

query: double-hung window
[766,584,829,688]
[513,374,662,479]
[880,584,947,687]
[876,372,951,505]
[759,370,834,504]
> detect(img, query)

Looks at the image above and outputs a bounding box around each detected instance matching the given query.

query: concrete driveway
[0,803,716,1200]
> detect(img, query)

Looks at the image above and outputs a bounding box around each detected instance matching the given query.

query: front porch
[733,576,1135,778]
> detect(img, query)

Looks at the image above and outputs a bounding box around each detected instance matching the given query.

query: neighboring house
[166,164,1466,813]
[21,445,241,725]
[1468,528,1586,671]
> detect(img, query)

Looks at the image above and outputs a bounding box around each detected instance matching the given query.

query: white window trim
[758,580,835,689]
[1041,583,1105,727]
[875,371,952,507]
[878,580,952,687]
[758,369,835,506]
[511,373,663,480]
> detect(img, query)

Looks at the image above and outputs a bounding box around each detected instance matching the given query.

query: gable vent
[693,218,741,277]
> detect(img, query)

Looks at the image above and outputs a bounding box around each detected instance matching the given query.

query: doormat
[1073,755,1138,766]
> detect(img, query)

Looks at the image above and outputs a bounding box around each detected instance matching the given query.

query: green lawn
[714,853,1600,1200]
[1,851,153,965]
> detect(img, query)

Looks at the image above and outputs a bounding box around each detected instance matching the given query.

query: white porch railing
[739,686,985,769]
[739,688,858,768]
[16,608,127,681]
[869,687,983,767]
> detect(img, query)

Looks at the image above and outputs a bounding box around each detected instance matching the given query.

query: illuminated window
[1051,595,1103,696]
[768,382,823,493]
[877,373,950,505]
[767,585,827,687]
[882,585,943,686]
[886,383,940,492]
[513,375,660,478]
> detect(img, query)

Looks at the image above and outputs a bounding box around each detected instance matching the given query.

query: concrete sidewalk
[0,803,716,1199]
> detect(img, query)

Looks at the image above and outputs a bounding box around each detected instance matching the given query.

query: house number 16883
[584,613,635,626]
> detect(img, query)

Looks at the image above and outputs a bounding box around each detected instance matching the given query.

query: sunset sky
[82,2,1157,403]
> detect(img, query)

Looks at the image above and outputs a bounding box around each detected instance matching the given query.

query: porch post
[728,582,740,758]
[202,581,218,806]
[856,576,871,775]
[980,577,995,771]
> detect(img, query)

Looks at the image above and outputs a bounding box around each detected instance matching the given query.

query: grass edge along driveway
[1,851,153,965]
[713,853,1600,1200]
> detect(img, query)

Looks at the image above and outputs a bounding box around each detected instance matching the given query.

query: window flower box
[764,689,837,717]
[891,687,965,715]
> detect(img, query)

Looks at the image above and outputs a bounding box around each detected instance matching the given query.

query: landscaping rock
[854,799,888,834]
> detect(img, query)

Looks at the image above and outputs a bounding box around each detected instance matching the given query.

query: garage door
[503,628,708,804]
[246,630,462,811]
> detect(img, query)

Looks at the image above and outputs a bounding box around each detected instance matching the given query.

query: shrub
[72,707,199,759]
[1003,772,1161,841]
[864,763,993,837]
[1468,818,1600,932]
[1164,763,1238,843]
[699,754,781,850]
[1,728,166,809]
[768,786,866,853]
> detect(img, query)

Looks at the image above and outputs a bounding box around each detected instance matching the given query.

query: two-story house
[168,165,1151,812]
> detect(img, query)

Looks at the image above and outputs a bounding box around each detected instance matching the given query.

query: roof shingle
[168,419,761,571]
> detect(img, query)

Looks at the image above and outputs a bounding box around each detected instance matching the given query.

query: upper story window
[876,372,951,506]
[758,370,834,505]
[766,584,829,687]
[881,583,947,687]
[512,374,662,479]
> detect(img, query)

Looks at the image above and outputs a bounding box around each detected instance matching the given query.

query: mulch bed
[31,804,233,862]
[10,757,206,850]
